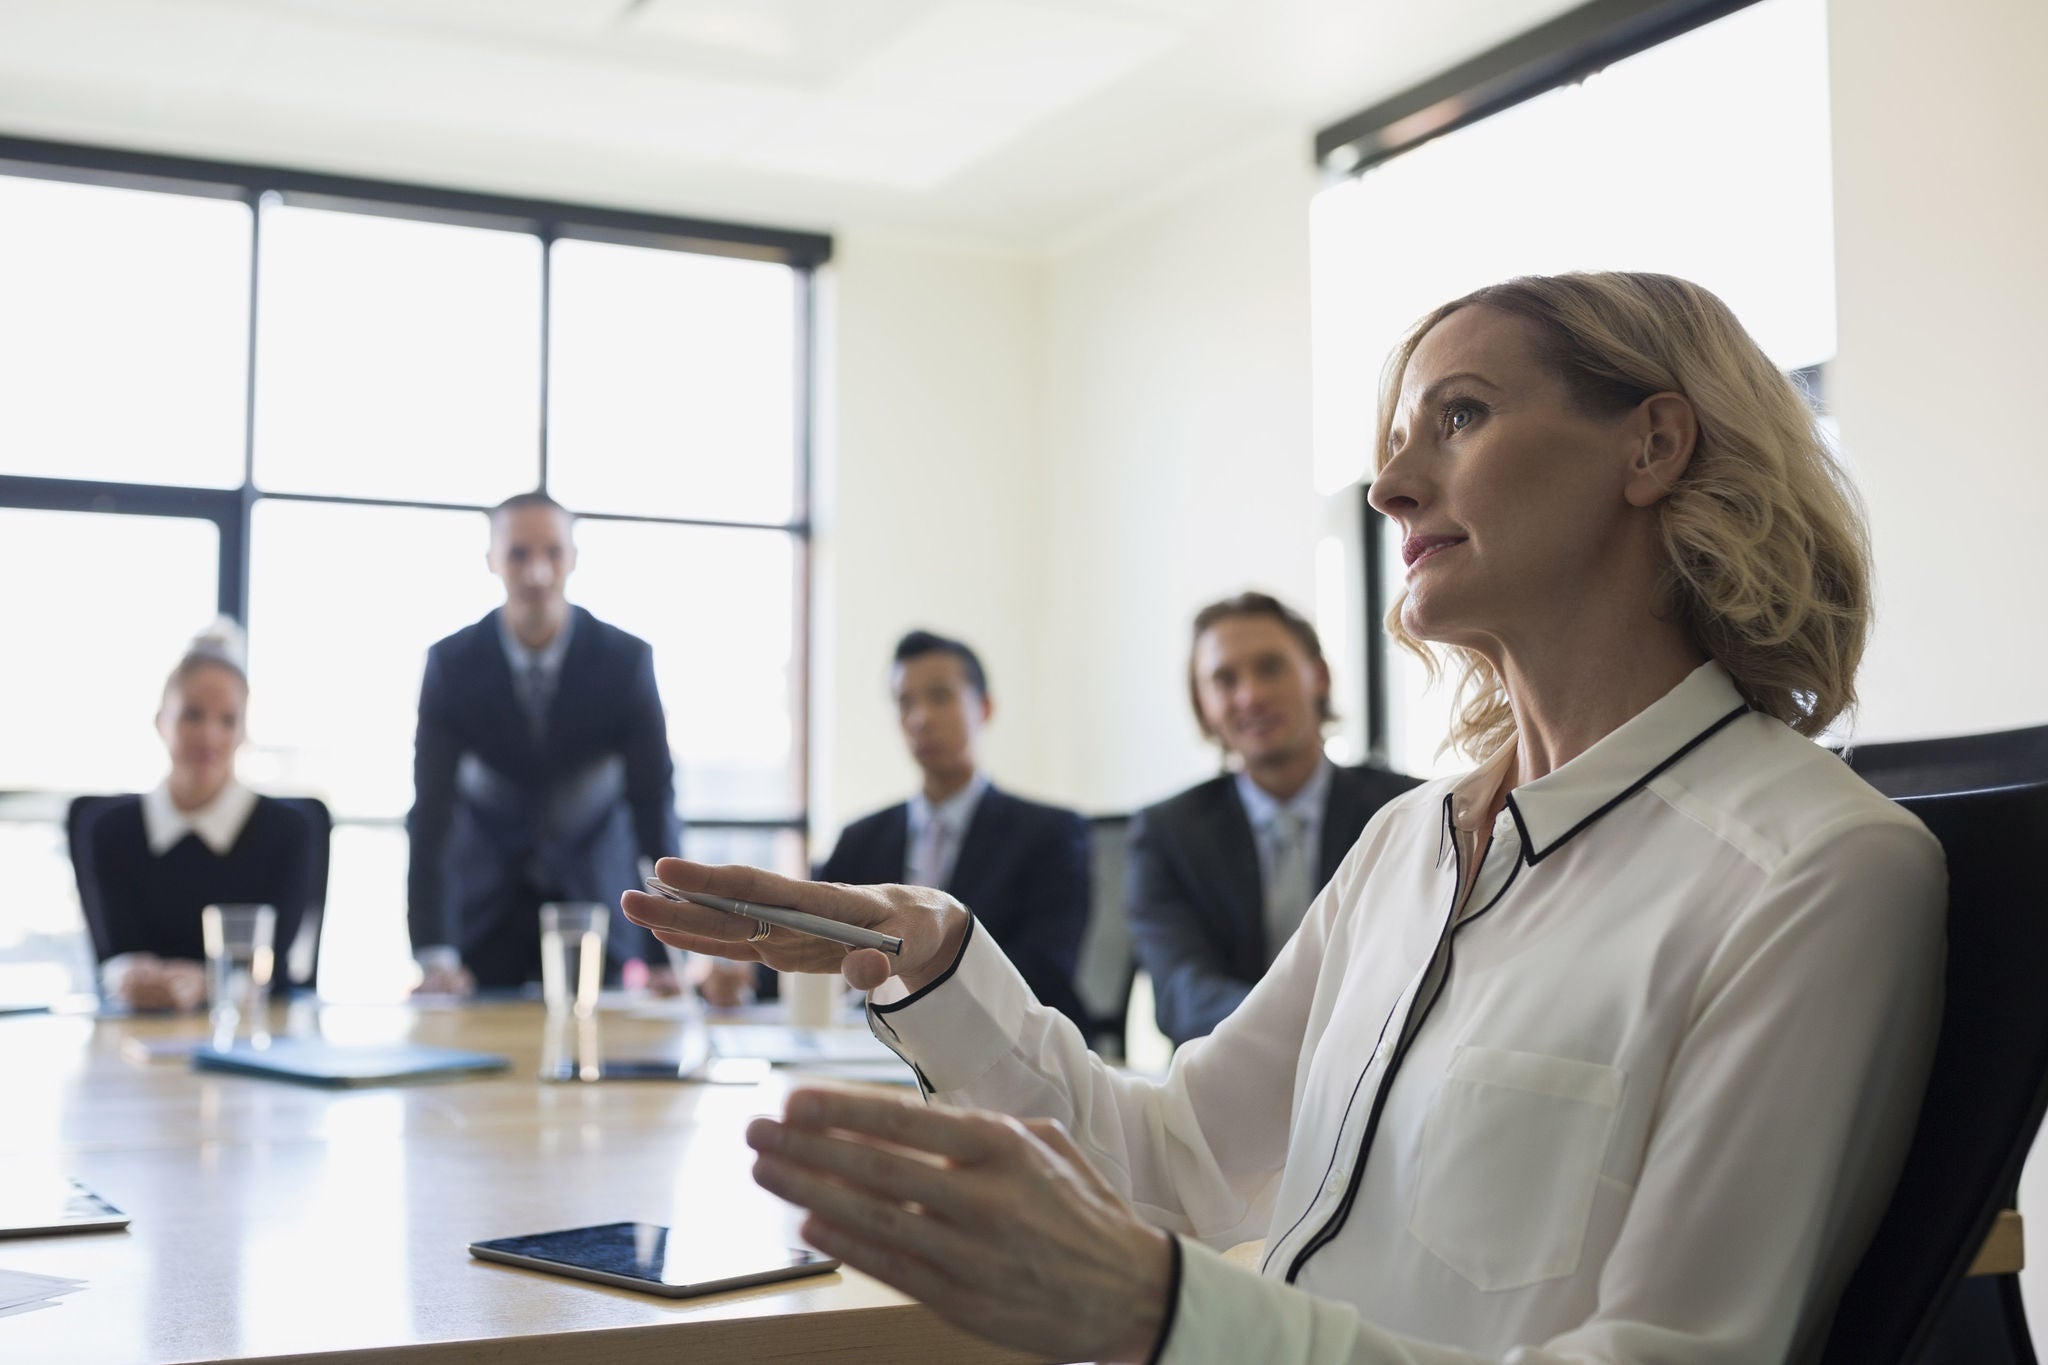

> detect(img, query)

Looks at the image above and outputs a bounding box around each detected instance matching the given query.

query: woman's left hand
[748,1087,1175,1364]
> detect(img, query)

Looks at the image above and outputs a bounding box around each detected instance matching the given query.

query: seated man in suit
[407,491,678,996]
[1127,591,1420,1046]
[812,630,1093,1032]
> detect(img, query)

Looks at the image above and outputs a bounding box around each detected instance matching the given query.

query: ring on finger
[749,919,773,943]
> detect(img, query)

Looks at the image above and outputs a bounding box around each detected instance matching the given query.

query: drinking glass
[202,903,276,1050]
[539,903,609,1018]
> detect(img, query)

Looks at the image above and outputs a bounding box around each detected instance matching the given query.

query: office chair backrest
[66,792,335,991]
[1073,815,1136,1051]
[274,796,333,989]
[1820,781,2048,1364]
[1844,724,2048,798]
[64,794,124,962]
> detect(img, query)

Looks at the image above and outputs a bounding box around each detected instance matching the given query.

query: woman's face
[158,663,246,792]
[1368,306,1657,660]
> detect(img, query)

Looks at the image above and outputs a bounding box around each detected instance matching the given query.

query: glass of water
[201,904,277,1050]
[539,903,610,1018]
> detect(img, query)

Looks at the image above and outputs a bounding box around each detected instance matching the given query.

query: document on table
[0,1270,85,1319]
[708,1025,899,1066]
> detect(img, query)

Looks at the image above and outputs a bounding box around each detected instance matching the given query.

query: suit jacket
[819,786,1093,1033]
[407,606,679,988]
[1126,762,1421,1046]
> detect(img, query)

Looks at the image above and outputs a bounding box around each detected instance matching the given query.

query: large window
[1310,0,1835,776]
[0,142,827,1003]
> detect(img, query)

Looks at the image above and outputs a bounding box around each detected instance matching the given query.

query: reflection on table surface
[0,1002,1040,1364]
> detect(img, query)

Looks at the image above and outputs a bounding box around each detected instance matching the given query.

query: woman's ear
[1623,392,1698,508]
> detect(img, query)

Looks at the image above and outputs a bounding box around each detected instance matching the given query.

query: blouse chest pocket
[1408,1045,1624,1292]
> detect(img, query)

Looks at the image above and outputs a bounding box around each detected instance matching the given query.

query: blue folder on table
[193,1038,510,1088]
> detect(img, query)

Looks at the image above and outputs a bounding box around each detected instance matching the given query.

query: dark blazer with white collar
[1126,762,1422,1046]
[406,605,678,987]
[818,785,1093,1032]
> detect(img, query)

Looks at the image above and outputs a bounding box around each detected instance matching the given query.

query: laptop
[193,1038,511,1088]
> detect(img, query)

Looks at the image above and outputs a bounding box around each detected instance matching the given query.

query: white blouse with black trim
[865,661,1948,1365]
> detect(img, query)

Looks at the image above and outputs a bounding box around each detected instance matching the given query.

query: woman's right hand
[623,858,970,995]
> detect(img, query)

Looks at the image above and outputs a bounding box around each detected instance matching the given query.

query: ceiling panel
[0,0,1586,247]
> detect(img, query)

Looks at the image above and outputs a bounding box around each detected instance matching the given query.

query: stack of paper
[0,1269,85,1319]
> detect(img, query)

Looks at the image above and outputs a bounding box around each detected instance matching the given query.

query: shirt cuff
[414,945,462,972]
[1141,1235,1185,1365]
[863,915,1034,1093]
[1153,1238,1348,1365]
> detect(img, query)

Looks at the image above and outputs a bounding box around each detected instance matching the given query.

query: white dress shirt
[496,608,574,739]
[866,662,1946,1364]
[904,774,989,890]
[1237,757,1335,962]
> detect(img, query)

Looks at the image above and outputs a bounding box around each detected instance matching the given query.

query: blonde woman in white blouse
[625,273,1945,1365]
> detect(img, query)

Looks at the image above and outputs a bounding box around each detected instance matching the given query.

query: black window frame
[0,134,828,851]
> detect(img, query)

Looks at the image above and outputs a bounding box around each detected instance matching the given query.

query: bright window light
[0,175,249,488]
[547,239,799,525]
[1314,0,1834,774]
[253,201,543,504]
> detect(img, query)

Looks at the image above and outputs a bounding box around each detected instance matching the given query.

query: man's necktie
[518,661,549,744]
[910,814,948,889]
[1263,809,1315,967]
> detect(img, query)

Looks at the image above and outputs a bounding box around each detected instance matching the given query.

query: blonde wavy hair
[1376,272,1871,759]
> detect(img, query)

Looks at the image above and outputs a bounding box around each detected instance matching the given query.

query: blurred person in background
[1127,592,1420,1046]
[79,620,312,1010]
[758,630,1092,1031]
[406,490,681,997]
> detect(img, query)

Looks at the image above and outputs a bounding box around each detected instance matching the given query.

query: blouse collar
[1448,661,1751,866]
[142,778,259,857]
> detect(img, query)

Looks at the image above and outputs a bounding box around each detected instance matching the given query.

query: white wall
[816,135,1327,833]
[812,234,1056,845]
[1033,134,1326,814]
[1829,0,2048,742]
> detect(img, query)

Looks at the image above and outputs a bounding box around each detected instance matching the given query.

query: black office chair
[1073,815,1138,1056]
[1844,724,2048,798]
[273,796,333,990]
[66,792,334,993]
[1820,781,2048,1364]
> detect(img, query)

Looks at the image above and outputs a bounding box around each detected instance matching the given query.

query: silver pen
[641,878,905,956]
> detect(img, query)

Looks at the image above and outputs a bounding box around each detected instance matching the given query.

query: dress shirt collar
[1450,660,1750,865]
[496,607,575,677]
[141,778,259,857]
[1234,755,1335,833]
[908,772,990,840]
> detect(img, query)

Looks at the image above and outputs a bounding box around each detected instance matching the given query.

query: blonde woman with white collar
[627,273,1946,1365]
[81,621,312,1012]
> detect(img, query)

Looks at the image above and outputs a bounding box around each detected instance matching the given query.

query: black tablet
[469,1222,838,1298]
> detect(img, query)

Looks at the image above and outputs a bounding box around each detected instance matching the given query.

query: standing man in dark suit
[816,630,1093,1032]
[408,491,679,996]
[1127,592,1420,1046]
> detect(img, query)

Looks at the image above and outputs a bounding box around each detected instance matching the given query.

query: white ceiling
[0,0,1580,250]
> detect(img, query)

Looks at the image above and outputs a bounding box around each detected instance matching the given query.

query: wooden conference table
[0,1000,1043,1364]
